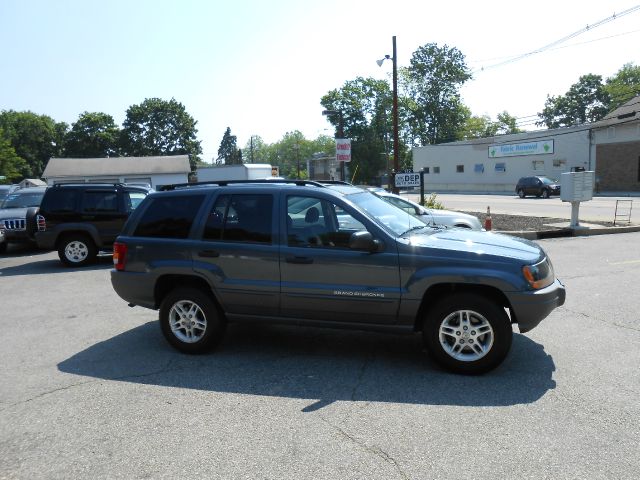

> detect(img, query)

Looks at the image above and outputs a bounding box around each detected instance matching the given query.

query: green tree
[538,74,610,128]
[0,110,67,177]
[458,109,522,139]
[0,128,28,183]
[120,98,202,170]
[216,127,242,165]
[321,77,391,182]
[604,63,640,111]
[64,112,120,158]
[243,135,271,164]
[403,43,472,145]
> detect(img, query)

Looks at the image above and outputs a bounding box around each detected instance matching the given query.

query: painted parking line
[609,259,640,265]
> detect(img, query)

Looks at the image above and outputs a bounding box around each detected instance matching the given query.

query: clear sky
[1,0,639,162]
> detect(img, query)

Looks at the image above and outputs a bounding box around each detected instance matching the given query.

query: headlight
[522,258,554,289]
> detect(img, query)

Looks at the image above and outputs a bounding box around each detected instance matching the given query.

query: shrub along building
[41,155,191,189]
[413,97,640,193]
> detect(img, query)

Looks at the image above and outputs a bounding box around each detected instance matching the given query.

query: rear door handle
[198,250,220,258]
[286,255,313,264]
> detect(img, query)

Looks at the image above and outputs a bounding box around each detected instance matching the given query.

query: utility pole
[391,35,400,194]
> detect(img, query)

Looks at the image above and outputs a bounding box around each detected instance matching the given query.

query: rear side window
[203,194,273,244]
[134,195,205,239]
[42,189,80,212]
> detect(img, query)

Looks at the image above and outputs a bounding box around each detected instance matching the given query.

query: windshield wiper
[399,225,429,236]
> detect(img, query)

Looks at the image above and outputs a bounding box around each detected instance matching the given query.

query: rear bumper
[507,279,566,333]
[35,231,57,250]
[110,270,157,309]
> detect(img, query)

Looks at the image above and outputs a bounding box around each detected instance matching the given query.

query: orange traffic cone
[484,206,492,231]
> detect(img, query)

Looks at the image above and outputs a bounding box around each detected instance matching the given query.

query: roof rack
[158,179,333,191]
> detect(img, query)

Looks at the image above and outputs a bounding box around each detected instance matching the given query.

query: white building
[412,96,640,193]
[412,127,591,193]
[42,155,191,189]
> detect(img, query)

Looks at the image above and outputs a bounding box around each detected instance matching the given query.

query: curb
[496,224,640,240]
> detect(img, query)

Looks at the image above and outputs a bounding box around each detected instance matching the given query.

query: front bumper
[507,278,566,333]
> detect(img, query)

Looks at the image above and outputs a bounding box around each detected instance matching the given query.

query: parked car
[369,189,483,230]
[110,180,565,374]
[0,186,48,253]
[515,176,561,198]
[35,183,152,266]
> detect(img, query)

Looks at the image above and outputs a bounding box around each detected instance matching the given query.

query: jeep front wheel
[58,234,97,267]
[159,287,226,354]
[422,293,512,374]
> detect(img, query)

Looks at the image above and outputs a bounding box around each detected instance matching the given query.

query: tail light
[113,242,128,271]
[36,214,46,231]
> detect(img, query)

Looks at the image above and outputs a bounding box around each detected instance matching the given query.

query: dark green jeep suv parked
[35,183,151,266]
[110,180,565,374]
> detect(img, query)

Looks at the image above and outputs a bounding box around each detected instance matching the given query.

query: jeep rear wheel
[160,287,226,354]
[58,234,97,267]
[422,293,512,374]
[517,189,525,198]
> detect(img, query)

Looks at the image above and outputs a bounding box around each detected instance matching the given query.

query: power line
[472,6,640,73]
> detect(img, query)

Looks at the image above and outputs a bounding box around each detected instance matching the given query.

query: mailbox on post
[561,171,595,228]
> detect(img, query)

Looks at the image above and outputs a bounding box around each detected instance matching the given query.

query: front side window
[203,194,273,244]
[287,195,367,248]
[134,194,205,239]
[125,191,148,212]
[82,191,118,212]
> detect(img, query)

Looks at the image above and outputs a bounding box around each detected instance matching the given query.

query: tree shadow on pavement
[58,321,556,411]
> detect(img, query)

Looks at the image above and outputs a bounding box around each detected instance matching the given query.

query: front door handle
[286,255,313,264]
[198,250,220,258]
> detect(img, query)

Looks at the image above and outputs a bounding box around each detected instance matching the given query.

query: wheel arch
[414,283,512,332]
[55,227,102,249]
[154,274,223,314]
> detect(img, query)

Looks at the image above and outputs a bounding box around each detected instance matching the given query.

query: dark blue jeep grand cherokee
[111,180,565,374]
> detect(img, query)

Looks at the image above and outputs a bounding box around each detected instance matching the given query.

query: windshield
[540,177,556,185]
[346,191,432,236]
[1,191,45,209]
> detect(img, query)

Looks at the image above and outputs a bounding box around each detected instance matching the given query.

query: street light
[377,35,399,193]
[322,109,345,181]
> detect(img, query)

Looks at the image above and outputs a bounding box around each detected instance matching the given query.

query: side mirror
[349,231,382,252]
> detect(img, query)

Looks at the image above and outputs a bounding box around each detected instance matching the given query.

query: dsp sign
[336,138,351,162]
[395,172,421,188]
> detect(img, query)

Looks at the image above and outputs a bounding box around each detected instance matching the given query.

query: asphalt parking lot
[1,233,639,479]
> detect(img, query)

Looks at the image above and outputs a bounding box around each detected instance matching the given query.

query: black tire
[159,287,226,354]
[517,189,525,198]
[542,189,550,199]
[57,234,98,267]
[0,241,7,254]
[422,292,512,375]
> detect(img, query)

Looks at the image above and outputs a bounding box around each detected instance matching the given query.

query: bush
[421,192,444,210]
